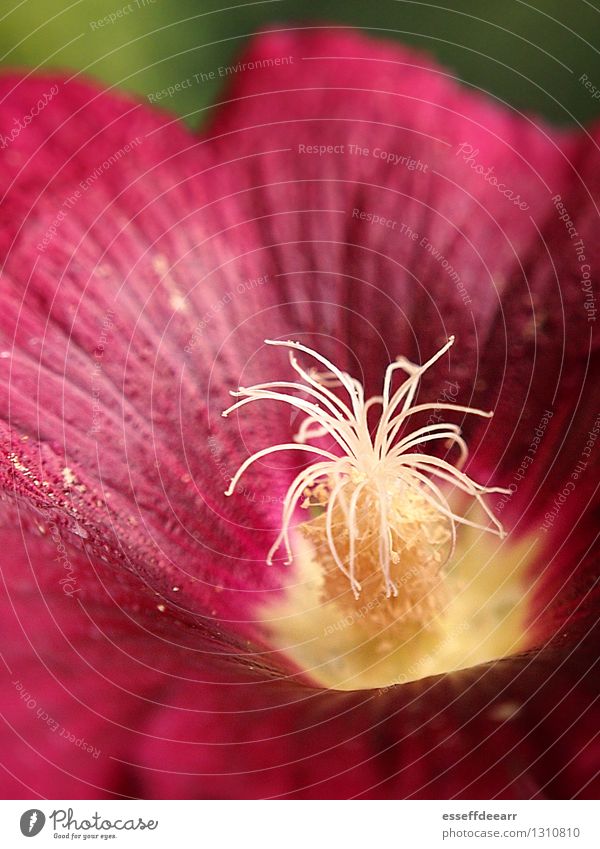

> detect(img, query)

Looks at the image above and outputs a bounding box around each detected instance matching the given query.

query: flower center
[299,473,451,636]
[222,337,520,687]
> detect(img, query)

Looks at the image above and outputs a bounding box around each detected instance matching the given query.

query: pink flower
[0,28,598,799]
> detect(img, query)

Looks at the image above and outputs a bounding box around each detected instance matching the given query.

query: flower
[0,27,598,799]
[224,336,508,583]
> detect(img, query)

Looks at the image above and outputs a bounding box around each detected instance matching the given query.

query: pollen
[223,337,510,638]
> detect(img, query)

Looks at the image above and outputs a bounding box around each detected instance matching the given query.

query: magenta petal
[0,523,301,798]
[0,73,300,632]
[1,29,599,800]
[1,527,598,799]
[2,34,598,628]
[197,28,600,631]
[200,27,597,494]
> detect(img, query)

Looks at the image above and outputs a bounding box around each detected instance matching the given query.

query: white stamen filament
[223,337,511,603]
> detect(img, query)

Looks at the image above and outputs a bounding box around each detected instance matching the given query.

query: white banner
[0,799,598,848]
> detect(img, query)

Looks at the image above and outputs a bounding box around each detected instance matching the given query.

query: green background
[1,0,600,127]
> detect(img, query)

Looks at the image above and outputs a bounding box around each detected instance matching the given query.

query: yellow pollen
[300,474,452,634]
[223,336,510,639]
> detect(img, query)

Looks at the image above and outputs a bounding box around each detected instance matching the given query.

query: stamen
[223,337,511,631]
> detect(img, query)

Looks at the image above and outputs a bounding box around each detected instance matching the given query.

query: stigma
[222,337,510,635]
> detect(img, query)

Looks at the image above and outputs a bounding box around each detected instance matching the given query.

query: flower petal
[2,33,598,635]
[0,72,301,636]
[197,27,600,637]
[1,526,598,799]
[1,34,599,803]
[200,27,597,491]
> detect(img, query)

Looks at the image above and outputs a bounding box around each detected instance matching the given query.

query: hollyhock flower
[0,27,599,799]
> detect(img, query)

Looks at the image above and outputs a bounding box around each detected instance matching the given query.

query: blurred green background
[1,0,600,127]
